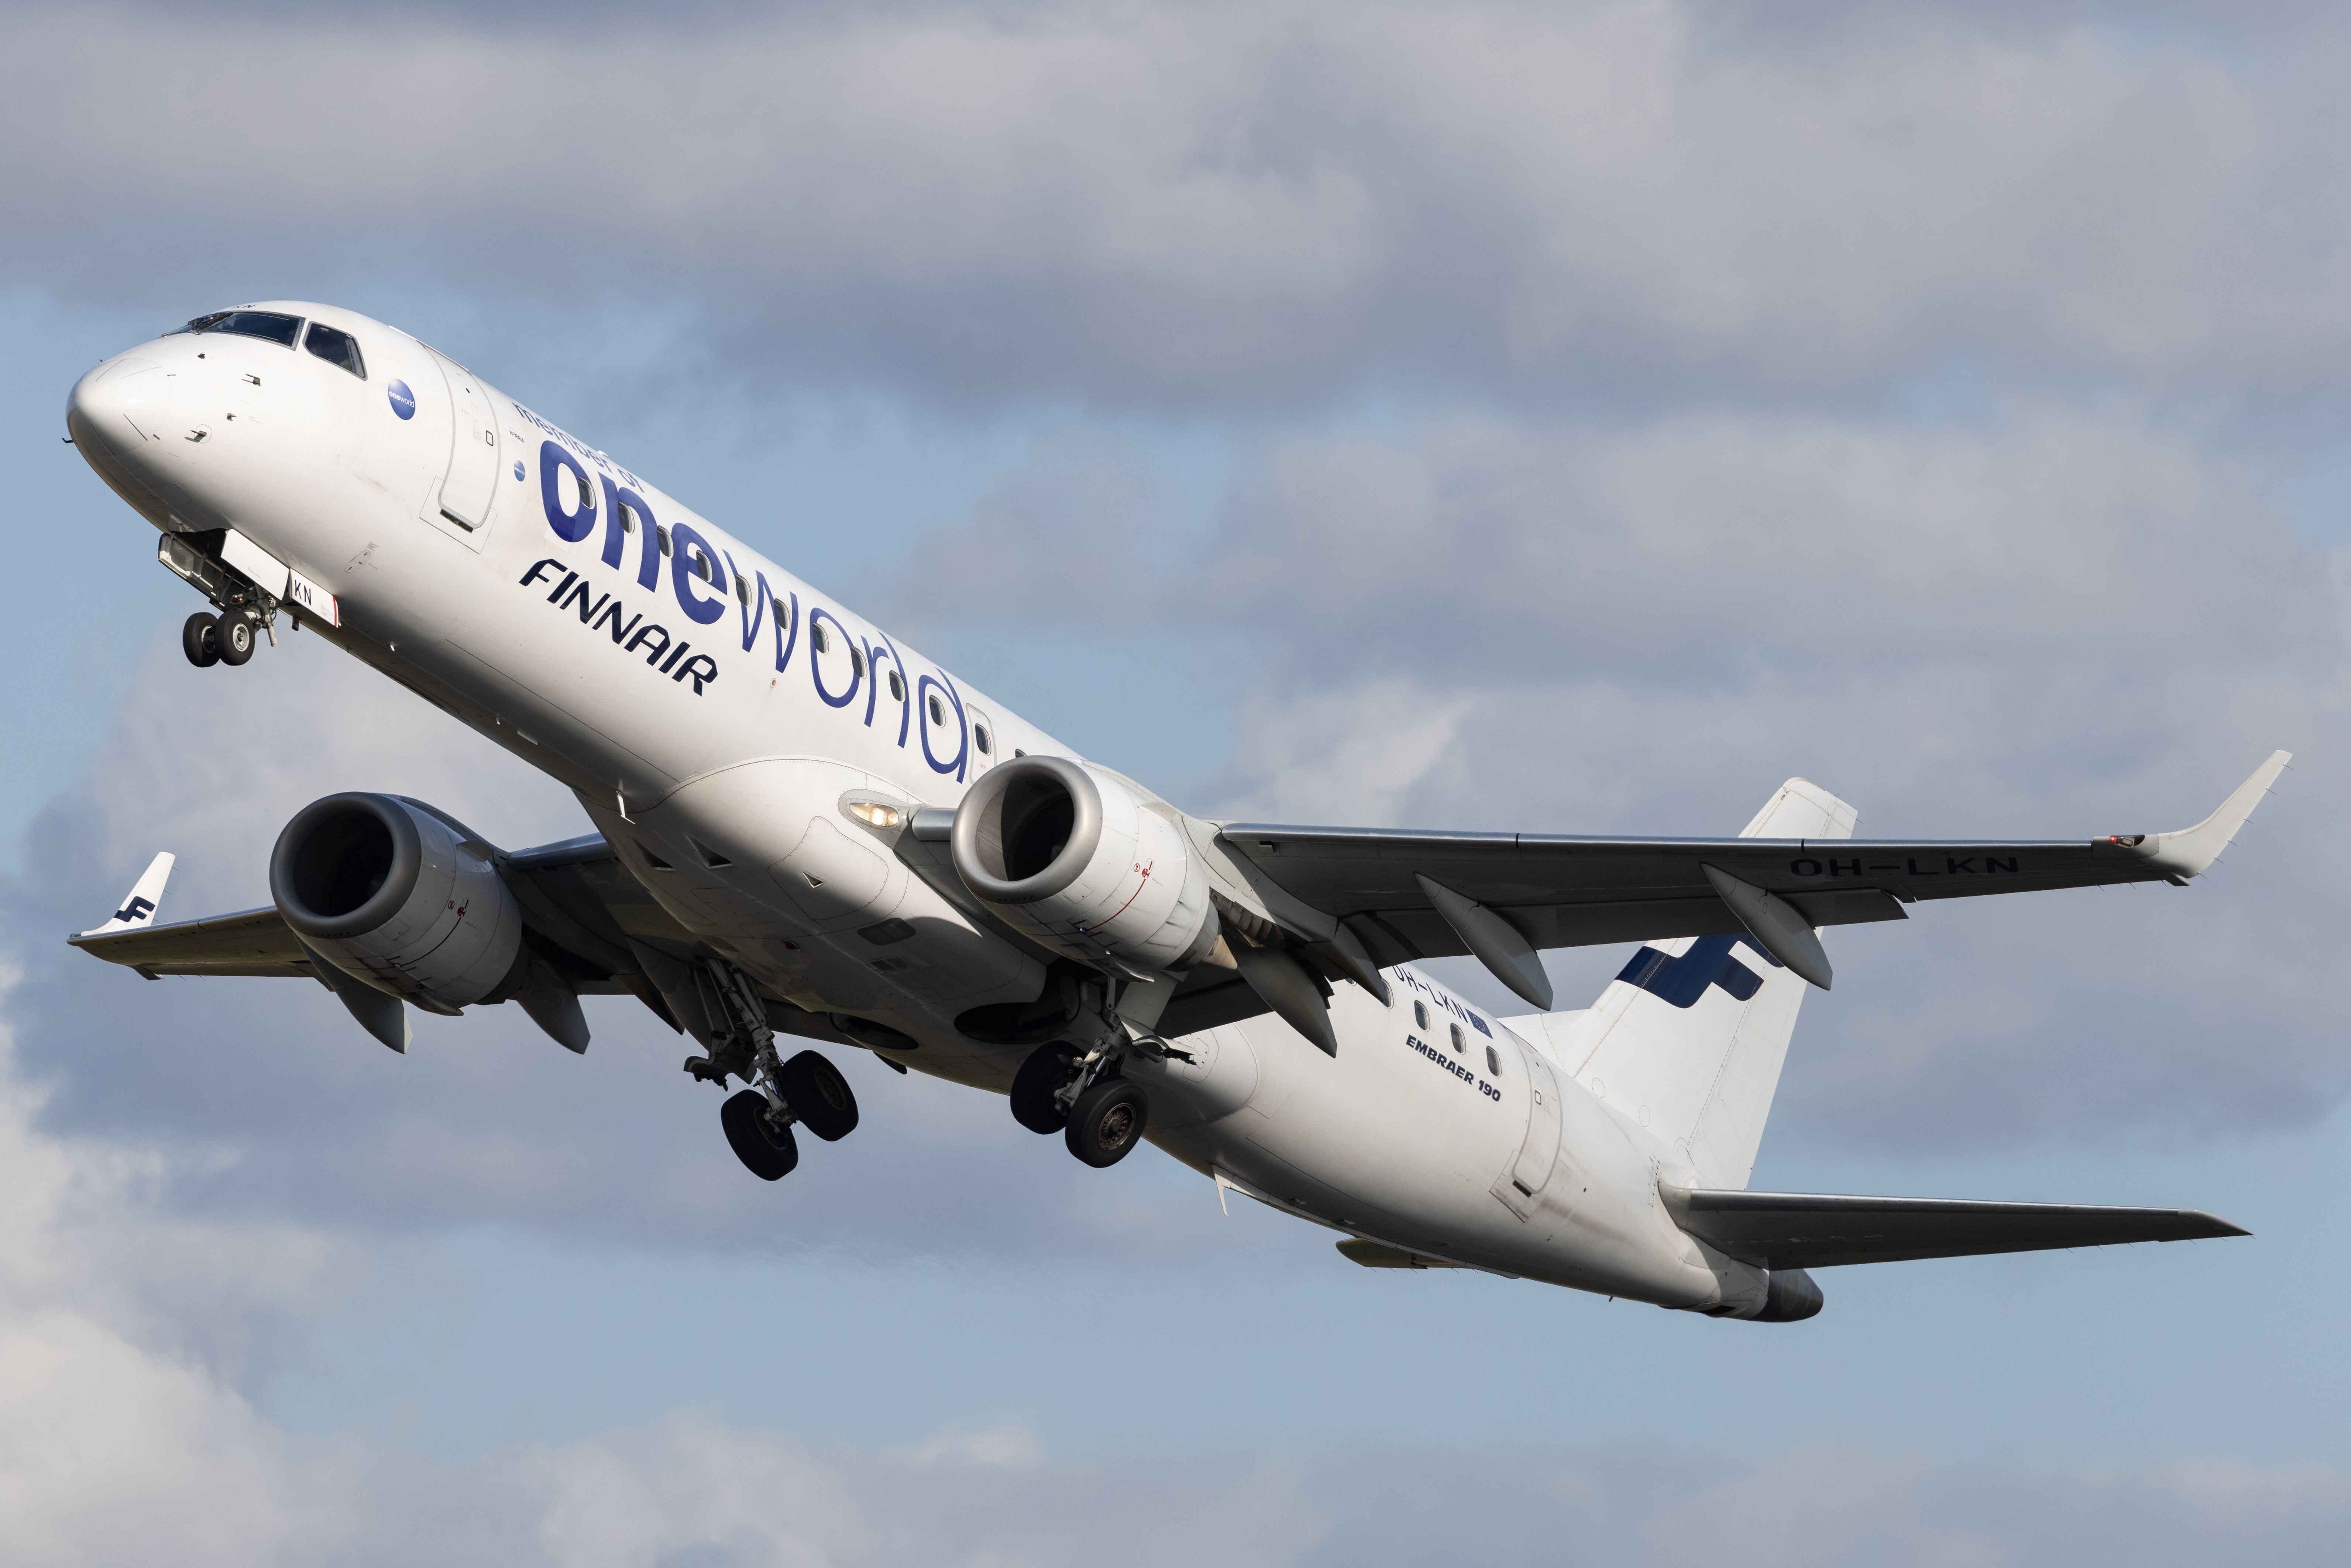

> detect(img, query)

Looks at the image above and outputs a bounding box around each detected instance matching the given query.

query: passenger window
[179,309,303,346]
[1485,1045,1501,1076]
[692,549,712,584]
[975,724,992,754]
[812,623,829,654]
[1449,1024,1464,1053]
[302,322,365,378]
[735,575,749,605]
[927,694,946,726]
[657,525,672,557]
[1412,1001,1428,1030]
[887,670,904,702]
[851,646,866,678]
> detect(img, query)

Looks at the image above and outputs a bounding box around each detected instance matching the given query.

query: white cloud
[0,931,2343,1564]
[11,3,2351,403]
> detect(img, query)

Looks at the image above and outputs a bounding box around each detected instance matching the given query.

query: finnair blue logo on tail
[1616,934,1781,1008]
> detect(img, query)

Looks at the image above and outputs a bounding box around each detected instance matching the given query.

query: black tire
[182,612,221,668]
[1010,1044,1077,1134]
[776,1049,858,1142]
[721,1089,798,1179]
[1065,1077,1150,1168]
[216,613,256,666]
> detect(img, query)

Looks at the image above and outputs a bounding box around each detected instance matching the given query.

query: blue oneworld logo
[387,379,416,420]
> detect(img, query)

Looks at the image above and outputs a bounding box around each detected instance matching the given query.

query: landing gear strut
[684,957,860,1180]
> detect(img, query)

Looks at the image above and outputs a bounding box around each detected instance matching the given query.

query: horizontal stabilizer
[1670,1189,2247,1270]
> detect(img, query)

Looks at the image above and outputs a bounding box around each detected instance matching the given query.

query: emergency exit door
[1491,1033,1565,1220]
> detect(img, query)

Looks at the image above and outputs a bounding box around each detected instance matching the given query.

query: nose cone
[68,353,166,454]
[68,352,181,522]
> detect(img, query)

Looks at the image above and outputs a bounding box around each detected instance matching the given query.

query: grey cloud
[13,4,2351,406]
[1188,405,2338,690]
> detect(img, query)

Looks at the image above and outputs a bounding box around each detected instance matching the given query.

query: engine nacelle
[270,792,524,1009]
[950,756,1214,975]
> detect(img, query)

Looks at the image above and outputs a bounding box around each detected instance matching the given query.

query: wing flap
[1671,1189,2249,1270]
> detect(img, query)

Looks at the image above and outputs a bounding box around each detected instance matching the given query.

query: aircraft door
[428,351,501,532]
[1491,1031,1564,1220]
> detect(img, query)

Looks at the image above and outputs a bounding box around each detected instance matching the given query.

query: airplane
[59,300,2279,1321]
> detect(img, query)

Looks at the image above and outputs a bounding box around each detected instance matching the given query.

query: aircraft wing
[1671,1189,2249,1269]
[69,904,311,979]
[64,833,678,984]
[1210,751,2289,1000]
[66,832,711,1014]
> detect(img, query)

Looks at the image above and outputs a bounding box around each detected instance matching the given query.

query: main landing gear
[684,957,860,1182]
[1010,1040,1153,1168]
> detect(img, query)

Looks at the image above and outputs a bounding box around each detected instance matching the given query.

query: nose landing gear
[216,612,257,666]
[161,533,279,669]
[182,612,221,668]
[182,609,261,668]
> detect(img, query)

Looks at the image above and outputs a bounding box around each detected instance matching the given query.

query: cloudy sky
[6,1,2351,1561]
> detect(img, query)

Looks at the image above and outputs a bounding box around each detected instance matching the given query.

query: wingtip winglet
[2186,1209,2252,1240]
[76,851,177,939]
[2137,750,2291,880]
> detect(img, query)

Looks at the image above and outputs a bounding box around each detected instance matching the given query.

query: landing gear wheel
[1065,1077,1149,1168]
[721,1089,798,1180]
[1010,1044,1077,1134]
[776,1050,858,1141]
[182,612,221,668]
[216,613,256,666]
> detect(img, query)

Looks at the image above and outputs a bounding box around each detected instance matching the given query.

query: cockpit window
[303,322,366,379]
[173,310,305,346]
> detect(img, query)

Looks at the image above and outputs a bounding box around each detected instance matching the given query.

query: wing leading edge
[1213,751,2290,979]
[1670,1189,2249,1270]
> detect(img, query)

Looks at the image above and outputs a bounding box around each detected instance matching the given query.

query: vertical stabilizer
[1507,780,1855,1189]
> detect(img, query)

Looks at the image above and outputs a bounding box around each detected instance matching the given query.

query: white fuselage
[67,302,1764,1314]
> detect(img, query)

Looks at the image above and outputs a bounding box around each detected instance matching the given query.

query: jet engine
[950,756,1214,975]
[270,792,524,1010]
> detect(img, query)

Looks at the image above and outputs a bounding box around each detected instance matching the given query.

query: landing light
[846,801,904,830]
